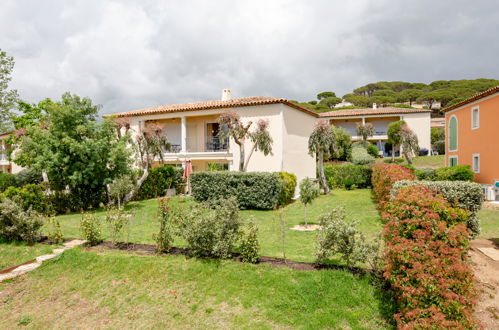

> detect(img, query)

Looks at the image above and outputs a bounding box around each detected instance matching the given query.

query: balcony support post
[181,116,187,153]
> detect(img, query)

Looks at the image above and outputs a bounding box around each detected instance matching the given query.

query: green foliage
[434,165,474,181]
[207,163,228,171]
[366,144,379,158]
[299,178,320,225]
[135,165,176,200]
[383,157,404,164]
[387,120,406,145]
[14,92,133,210]
[318,96,342,108]
[154,198,175,253]
[356,123,374,142]
[315,207,375,268]
[105,207,131,246]
[0,172,16,192]
[14,169,42,187]
[0,184,51,214]
[276,172,297,206]
[190,171,281,210]
[392,180,483,237]
[317,91,336,100]
[0,197,43,243]
[46,217,64,244]
[350,147,375,165]
[175,197,242,258]
[309,120,336,194]
[431,127,445,145]
[433,140,445,155]
[0,49,19,132]
[414,167,437,180]
[330,126,352,161]
[240,221,260,263]
[324,164,372,189]
[109,175,134,208]
[80,212,102,246]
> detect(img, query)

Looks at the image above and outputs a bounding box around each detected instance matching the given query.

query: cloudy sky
[1,0,498,114]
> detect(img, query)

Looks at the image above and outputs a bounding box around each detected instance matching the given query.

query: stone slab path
[0,239,86,283]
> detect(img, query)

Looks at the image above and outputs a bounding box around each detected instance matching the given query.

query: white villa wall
[402,112,431,151]
[281,104,317,184]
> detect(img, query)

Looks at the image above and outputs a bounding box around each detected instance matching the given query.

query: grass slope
[0,248,393,329]
[54,190,383,262]
[0,242,56,270]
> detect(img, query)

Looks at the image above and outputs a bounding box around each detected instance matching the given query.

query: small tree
[356,122,374,144]
[218,111,273,171]
[399,124,419,164]
[109,175,134,209]
[299,178,320,225]
[331,126,352,161]
[387,120,406,162]
[308,120,336,194]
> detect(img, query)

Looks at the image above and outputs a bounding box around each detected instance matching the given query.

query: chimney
[372,102,377,109]
[221,89,232,101]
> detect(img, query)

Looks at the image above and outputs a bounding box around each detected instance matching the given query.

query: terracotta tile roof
[431,118,445,128]
[107,96,319,118]
[442,86,499,112]
[319,107,431,118]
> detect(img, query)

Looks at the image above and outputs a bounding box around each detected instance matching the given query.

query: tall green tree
[356,123,374,144]
[309,120,336,194]
[317,91,336,100]
[14,92,132,209]
[331,126,352,161]
[0,50,19,132]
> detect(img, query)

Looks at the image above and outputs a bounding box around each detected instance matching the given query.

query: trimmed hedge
[276,172,297,205]
[371,163,415,209]
[135,165,176,201]
[434,165,474,181]
[383,185,477,328]
[190,172,282,210]
[324,164,372,189]
[392,180,483,237]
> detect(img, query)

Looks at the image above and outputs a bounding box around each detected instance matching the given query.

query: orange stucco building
[442,86,499,200]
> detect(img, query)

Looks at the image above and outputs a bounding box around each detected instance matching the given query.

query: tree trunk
[304,204,307,226]
[318,151,330,194]
[391,145,395,162]
[239,143,245,171]
[123,167,149,204]
[243,144,256,172]
[42,170,52,196]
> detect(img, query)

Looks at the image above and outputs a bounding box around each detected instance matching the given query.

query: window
[449,156,458,167]
[472,154,480,173]
[448,115,458,151]
[472,106,480,129]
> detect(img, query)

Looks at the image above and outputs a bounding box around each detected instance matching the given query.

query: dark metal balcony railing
[163,136,228,154]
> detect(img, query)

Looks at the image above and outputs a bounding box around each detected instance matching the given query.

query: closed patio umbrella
[183,160,193,194]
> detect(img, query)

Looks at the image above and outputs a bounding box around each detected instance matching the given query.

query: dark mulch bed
[91,241,373,275]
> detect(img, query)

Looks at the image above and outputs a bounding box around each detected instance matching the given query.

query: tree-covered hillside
[292,78,499,114]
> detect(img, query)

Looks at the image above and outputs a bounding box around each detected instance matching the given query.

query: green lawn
[0,242,56,270]
[478,207,499,240]
[379,155,445,168]
[54,189,383,262]
[0,248,393,329]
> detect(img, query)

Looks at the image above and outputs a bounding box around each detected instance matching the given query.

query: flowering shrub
[80,212,102,246]
[371,163,415,210]
[239,221,260,263]
[154,197,175,252]
[382,185,477,328]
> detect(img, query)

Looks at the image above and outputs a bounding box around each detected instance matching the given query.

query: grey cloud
[0,0,497,115]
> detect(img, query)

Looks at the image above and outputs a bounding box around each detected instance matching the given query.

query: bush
[109,175,134,208]
[135,165,176,200]
[0,197,44,243]
[315,207,375,268]
[0,184,51,214]
[382,186,477,328]
[174,197,242,258]
[367,144,379,158]
[0,172,16,192]
[433,140,445,155]
[154,197,175,252]
[190,172,281,210]
[383,158,404,164]
[350,147,375,165]
[276,172,297,206]
[14,169,42,187]
[434,165,474,181]
[392,180,484,237]
[105,207,131,245]
[47,190,82,214]
[46,217,64,244]
[324,164,372,189]
[371,163,415,209]
[80,212,102,246]
[240,221,260,263]
[415,167,436,180]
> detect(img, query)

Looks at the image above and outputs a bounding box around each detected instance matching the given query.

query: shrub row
[0,169,42,193]
[135,165,178,201]
[324,164,372,189]
[415,165,474,181]
[190,171,296,209]
[382,185,477,328]
[392,180,483,237]
[371,163,415,209]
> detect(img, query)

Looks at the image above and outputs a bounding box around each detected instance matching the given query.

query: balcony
[162,136,231,161]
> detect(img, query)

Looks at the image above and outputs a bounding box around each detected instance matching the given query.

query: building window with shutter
[471,106,479,130]
[449,156,458,167]
[448,115,458,152]
[472,154,480,173]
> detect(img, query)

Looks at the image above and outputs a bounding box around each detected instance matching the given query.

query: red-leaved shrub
[382,185,478,328]
[371,163,415,210]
